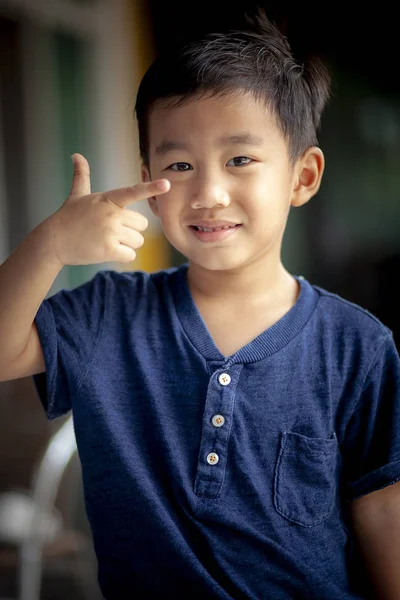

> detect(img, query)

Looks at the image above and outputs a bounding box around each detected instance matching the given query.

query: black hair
[135,9,331,166]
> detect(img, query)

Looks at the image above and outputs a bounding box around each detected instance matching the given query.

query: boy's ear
[141,164,160,217]
[291,147,325,208]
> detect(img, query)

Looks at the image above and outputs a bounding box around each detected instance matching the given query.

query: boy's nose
[190,181,230,209]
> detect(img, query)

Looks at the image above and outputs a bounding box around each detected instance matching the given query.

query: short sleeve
[342,332,400,501]
[33,271,108,420]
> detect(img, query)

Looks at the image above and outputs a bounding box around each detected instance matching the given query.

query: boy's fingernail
[156,180,170,191]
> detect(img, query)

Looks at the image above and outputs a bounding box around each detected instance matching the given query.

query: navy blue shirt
[33,265,400,599]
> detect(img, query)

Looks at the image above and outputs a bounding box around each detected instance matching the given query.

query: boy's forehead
[147,91,281,151]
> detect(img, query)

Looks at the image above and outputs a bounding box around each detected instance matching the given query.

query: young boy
[1,11,400,600]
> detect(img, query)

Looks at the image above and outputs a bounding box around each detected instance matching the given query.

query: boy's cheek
[148,192,176,220]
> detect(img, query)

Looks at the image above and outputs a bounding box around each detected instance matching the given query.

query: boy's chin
[186,252,246,272]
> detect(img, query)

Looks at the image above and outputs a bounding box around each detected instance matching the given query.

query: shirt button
[212,414,225,427]
[206,452,219,465]
[218,373,231,386]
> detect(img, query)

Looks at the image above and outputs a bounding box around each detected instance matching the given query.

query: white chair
[18,415,77,600]
[0,415,87,600]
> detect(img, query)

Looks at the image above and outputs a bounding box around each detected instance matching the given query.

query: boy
[1,11,400,600]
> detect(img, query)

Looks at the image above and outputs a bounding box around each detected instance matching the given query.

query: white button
[212,414,225,427]
[206,452,219,465]
[218,373,231,386]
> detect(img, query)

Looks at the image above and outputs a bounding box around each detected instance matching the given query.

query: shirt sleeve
[342,331,400,501]
[33,271,108,420]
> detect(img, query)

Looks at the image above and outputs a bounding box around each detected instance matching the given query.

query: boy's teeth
[196,225,236,232]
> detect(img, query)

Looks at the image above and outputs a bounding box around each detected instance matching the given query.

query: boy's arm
[0,220,63,381]
[350,481,400,600]
[0,153,170,383]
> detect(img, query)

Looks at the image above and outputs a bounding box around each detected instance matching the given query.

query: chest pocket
[274,431,338,527]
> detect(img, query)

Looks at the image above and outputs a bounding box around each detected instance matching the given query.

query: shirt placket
[194,362,243,498]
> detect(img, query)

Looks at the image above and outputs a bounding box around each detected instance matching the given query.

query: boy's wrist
[30,217,65,272]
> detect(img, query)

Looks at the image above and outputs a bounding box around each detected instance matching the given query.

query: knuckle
[103,193,114,205]
[103,238,115,254]
[74,164,90,177]
[137,222,147,233]
[135,215,148,231]
[135,233,145,247]
[127,185,140,198]
[121,249,136,263]
[104,217,119,235]
[129,231,142,248]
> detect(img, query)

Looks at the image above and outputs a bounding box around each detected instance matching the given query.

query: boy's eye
[167,162,192,171]
[227,156,253,167]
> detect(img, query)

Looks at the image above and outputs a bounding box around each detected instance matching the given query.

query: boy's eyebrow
[154,133,264,156]
[218,133,264,147]
[155,141,188,155]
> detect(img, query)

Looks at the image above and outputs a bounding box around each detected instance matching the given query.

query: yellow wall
[128,0,172,273]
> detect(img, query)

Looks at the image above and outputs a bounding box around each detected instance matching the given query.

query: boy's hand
[47,153,170,266]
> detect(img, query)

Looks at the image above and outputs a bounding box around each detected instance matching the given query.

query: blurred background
[0,0,398,598]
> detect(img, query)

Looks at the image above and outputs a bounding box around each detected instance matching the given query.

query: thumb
[70,153,91,196]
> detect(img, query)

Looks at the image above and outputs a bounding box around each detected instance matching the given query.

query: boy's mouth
[188,223,242,242]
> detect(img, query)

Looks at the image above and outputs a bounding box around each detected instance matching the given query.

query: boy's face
[142,90,323,272]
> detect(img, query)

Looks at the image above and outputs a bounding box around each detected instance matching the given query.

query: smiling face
[142,90,323,273]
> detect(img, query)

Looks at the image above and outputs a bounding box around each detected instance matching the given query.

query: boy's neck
[187,258,298,309]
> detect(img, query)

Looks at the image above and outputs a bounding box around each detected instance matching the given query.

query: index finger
[106,179,170,208]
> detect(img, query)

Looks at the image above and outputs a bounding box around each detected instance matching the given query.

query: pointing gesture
[48,153,170,267]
